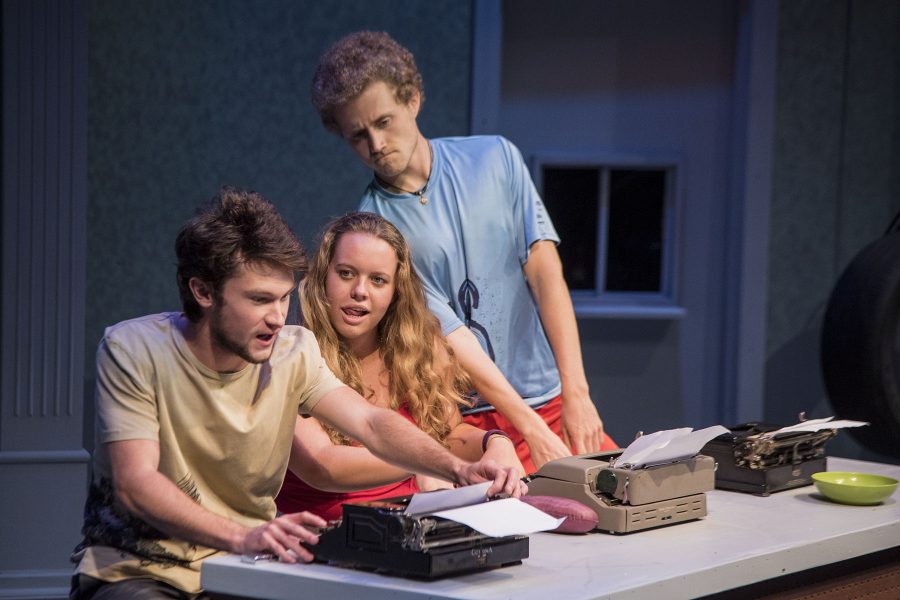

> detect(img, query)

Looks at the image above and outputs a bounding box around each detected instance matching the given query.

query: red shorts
[463,395,618,475]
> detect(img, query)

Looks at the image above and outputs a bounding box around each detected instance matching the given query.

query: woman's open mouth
[341,306,369,324]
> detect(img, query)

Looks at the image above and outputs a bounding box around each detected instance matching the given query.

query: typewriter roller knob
[596,469,618,495]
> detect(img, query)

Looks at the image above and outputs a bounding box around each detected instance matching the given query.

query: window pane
[541,167,599,291]
[606,169,665,292]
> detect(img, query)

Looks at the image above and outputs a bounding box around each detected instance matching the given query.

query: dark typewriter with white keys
[306,495,529,579]
[701,422,836,495]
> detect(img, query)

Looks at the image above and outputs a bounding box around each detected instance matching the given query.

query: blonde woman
[276,212,524,520]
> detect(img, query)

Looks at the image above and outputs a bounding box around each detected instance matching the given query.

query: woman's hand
[415,474,454,492]
[483,434,527,480]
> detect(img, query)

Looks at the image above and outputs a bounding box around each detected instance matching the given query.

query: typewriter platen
[524,450,715,534]
[701,422,835,495]
[309,495,529,579]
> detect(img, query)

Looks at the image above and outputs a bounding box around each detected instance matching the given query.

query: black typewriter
[702,422,836,495]
[308,495,529,579]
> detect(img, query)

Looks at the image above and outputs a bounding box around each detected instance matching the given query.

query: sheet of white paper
[616,426,730,469]
[765,417,868,437]
[823,419,869,429]
[770,416,834,433]
[613,428,692,467]
[644,425,730,464]
[404,481,491,516]
[433,498,564,537]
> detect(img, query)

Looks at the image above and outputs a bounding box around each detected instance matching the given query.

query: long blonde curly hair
[301,212,472,446]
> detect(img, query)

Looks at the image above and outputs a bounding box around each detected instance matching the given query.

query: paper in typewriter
[761,416,868,437]
[404,482,564,537]
[405,482,493,515]
[614,425,731,469]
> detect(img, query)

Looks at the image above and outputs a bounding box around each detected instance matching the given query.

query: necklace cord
[374,141,433,197]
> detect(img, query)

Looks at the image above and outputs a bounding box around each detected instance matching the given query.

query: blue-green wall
[86,0,474,405]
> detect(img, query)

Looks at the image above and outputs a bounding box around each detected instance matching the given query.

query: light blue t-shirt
[359,135,561,412]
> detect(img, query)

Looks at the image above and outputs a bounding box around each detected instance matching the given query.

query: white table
[201,457,900,599]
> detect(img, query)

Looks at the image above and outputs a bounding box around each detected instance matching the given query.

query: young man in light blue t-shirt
[311,31,616,474]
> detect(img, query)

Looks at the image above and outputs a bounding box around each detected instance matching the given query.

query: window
[534,157,684,318]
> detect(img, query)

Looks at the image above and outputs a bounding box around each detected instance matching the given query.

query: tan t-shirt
[73,312,345,593]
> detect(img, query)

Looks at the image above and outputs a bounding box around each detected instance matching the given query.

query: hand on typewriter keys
[237,511,327,564]
[458,458,528,498]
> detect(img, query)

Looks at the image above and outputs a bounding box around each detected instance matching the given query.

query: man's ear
[409,90,422,117]
[189,277,215,309]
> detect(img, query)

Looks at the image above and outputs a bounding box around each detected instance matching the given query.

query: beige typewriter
[525,450,716,534]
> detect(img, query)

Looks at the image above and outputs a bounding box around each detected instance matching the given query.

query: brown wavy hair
[311,31,424,133]
[301,212,471,446]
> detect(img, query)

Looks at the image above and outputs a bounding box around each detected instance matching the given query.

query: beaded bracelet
[481,428,511,452]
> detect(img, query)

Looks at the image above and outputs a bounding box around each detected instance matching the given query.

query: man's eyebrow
[346,110,393,134]
[243,287,296,298]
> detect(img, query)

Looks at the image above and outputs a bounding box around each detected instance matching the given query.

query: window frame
[531,152,686,319]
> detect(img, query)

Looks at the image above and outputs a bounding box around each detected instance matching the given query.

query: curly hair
[311,31,424,133]
[301,212,471,446]
[175,186,307,322]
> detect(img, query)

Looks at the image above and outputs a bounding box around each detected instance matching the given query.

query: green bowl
[811,472,899,505]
